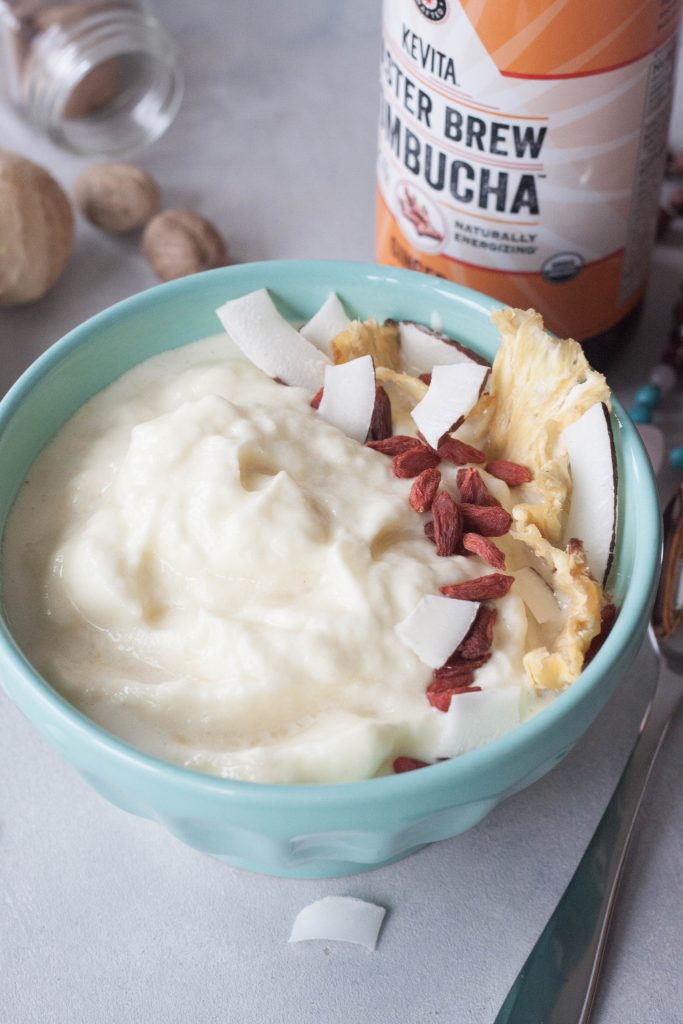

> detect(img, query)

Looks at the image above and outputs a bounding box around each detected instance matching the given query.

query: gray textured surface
[1,3,683,1022]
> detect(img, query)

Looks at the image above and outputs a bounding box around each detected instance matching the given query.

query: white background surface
[1,2,683,1021]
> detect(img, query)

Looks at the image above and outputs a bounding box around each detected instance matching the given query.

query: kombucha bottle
[377,0,681,353]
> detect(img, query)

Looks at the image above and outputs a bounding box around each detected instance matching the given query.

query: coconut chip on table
[289,896,387,951]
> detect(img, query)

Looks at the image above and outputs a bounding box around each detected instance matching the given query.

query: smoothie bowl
[0,260,660,877]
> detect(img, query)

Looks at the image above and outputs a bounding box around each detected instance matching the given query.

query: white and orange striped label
[377,0,681,340]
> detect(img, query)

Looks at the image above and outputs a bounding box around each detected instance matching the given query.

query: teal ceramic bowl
[0,260,661,878]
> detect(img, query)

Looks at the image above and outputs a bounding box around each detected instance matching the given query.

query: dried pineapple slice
[331,318,401,371]
[482,308,610,690]
[518,530,603,689]
[486,308,610,546]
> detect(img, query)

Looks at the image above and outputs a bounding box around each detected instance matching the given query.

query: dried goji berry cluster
[309,347,615,774]
[364,403,533,768]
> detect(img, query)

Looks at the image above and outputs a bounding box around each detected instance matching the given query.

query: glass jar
[0,0,183,155]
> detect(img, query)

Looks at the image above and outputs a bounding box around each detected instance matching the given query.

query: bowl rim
[0,259,662,805]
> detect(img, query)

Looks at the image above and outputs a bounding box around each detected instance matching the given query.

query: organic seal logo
[415,0,448,21]
[541,252,584,284]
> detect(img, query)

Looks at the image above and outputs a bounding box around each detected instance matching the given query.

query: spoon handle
[493,660,681,1024]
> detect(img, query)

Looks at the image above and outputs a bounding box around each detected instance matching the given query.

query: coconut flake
[434,687,522,759]
[216,288,330,391]
[514,567,561,625]
[396,594,479,668]
[411,363,489,450]
[561,402,616,586]
[399,322,487,376]
[300,293,351,354]
[317,355,376,442]
[289,897,386,951]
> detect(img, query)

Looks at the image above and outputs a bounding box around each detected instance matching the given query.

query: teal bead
[670,447,683,470]
[629,403,652,424]
[635,383,661,407]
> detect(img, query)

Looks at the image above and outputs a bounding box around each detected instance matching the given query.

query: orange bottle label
[376,0,681,340]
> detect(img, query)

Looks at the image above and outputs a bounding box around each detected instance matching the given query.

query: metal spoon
[493,486,683,1024]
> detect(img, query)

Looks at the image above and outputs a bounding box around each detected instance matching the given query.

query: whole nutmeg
[73,162,161,233]
[142,209,228,281]
[0,150,74,306]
